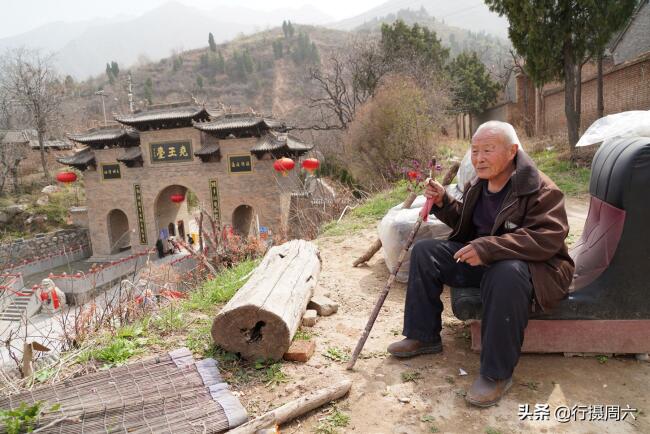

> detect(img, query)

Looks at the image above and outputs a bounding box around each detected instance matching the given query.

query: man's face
[471,130,517,180]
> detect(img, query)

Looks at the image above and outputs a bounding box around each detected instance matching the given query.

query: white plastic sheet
[378,194,453,282]
[576,110,650,147]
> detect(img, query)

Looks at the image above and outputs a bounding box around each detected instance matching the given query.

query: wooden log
[212,240,321,360]
[228,379,352,433]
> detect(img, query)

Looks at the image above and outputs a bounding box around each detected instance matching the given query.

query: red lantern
[170,193,185,203]
[56,171,77,183]
[301,158,320,174]
[273,157,295,176]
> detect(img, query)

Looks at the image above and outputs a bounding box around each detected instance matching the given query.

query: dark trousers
[403,239,533,380]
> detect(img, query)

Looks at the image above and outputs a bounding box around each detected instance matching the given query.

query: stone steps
[0,290,35,322]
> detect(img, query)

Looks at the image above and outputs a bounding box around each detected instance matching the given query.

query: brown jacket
[433,150,574,311]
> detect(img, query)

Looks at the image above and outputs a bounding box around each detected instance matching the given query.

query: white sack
[379,193,453,282]
[576,110,650,147]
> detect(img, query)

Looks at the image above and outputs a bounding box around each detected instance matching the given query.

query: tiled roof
[68,127,139,144]
[115,106,208,125]
[116,146,143,162]
[194,142,221,156]
[30,140,73,149]
[57,147,96,168]
[251,132,313,153]
[0,130,30,144]
[193,114,285,132]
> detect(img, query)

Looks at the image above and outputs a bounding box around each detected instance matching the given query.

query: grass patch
[315,407,350,434]
[401,371,423,383]
[254,359,289,388]
[323,347,350,362]
[92,337,144,367]
[185,319,213,355]
[0,401,61,434]
[293,328,313,341]
[530,149,591,198]
[152,304,186,334]
[321,181,409,236]
[185,259,258,312]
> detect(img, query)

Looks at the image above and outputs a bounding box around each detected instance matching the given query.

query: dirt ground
[232,197,649,433]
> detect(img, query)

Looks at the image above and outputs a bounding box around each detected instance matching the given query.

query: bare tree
[0,132,29,194]
[302,37,387,131]
[0,48,63,181]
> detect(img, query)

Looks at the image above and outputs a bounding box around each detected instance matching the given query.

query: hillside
[59,12,511,135]
[329,0,510,39]
[354,8,511,77]
[0,1,333,79]
[59,25,349,133]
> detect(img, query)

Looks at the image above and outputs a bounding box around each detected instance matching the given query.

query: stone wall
[0,228,91,269]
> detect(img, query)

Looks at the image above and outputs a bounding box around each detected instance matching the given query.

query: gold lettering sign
[150,142,193,163]
[209,179,221,224]
[101,163,121,180]
[228,154,252,173]
[134,184,147,244]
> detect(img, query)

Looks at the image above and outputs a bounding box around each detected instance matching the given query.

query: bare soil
[233,197,649,433]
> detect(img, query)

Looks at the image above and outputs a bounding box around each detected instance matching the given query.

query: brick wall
[83,127,294,256]
[543,55,650,137]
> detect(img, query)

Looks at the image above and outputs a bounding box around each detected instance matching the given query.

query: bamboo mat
[0,348,248,433]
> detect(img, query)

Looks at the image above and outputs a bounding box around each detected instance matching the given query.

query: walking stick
[347,159,459,370]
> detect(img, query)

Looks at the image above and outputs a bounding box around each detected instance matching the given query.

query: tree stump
[211,240,321,360]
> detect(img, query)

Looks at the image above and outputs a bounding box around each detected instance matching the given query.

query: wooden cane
[347,160,441,370]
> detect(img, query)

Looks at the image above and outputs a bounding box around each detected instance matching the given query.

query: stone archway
[232,204,254,237]
[154,185,198,248]
[107,209,131,254]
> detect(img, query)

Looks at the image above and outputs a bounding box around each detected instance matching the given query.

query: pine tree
[105,63,114,83]
[208,32,217,52]
[217,51,226,74]
[242,50,254,74]
[380,20,449,72]
[143,77,153,105]
[272,40,283,59]
[110,61,119,77]
[447,51,500,115]
[485,0,636,148]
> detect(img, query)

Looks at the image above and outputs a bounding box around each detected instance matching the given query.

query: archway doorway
[154,185,199,254]
[232,204,254,237]
[107,209,131,254]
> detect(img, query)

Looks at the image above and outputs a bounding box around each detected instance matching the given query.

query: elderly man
[388,121,574,407]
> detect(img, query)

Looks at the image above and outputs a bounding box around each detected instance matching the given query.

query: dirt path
[235,197,648,433]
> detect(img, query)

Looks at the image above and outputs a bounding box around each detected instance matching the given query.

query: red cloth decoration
[51,289,60,309]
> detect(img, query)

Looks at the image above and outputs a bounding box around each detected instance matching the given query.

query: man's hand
[424,178,445,208]
[454,244,484,266]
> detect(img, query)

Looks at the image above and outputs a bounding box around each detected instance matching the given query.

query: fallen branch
[228,379,352,433]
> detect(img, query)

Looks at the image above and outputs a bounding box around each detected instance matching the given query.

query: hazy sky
[0,0,390,38]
